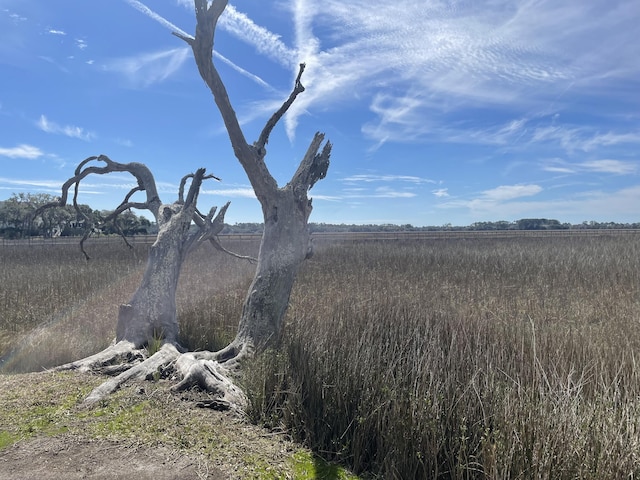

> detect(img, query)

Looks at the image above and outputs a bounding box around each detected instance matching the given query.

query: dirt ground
[0,437,226,480]
[0,435,225,480]
[0,371,319,480]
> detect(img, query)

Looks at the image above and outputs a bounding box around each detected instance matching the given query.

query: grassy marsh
[2,233,640,478]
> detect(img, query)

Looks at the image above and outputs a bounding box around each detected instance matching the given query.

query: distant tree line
[222,219,640,234]
[0,193,152,239]
[2,193,639,238]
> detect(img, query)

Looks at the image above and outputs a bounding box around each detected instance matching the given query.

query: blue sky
[1,0,639,226]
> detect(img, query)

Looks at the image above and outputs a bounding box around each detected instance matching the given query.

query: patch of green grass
[1,371,350,478]
[291,451,360,480]
[0,430,18,450]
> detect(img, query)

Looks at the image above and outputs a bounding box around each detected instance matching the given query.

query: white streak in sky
[103,48,190,87]
[123,0,272,88]
[123,0,192,39]
[37,115,95,141]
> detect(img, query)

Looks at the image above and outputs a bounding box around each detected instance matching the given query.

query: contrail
[123,0,193,40]
[214,52,272,90]
[122,0,273,89]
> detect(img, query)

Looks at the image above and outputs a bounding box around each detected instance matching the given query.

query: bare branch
[179,0,278,200]
[208,236,257,264]
[190,201,257,263]
[179,171,221,204]
[255,63,306,152]
[31,155,162,259]
[34,155,160,218]
[184,168,207,210]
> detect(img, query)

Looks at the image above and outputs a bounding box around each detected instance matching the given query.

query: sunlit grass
[3,234,640,478]
[0,237,257,372]
[248,235,640,478]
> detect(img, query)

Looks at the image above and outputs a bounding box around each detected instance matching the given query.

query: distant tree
[516,218,567,230]
[0,193,96,238]
[99,209,152,236]
[0,193,32,238]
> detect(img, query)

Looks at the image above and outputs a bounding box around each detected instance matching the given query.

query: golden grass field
[2,232,640,478]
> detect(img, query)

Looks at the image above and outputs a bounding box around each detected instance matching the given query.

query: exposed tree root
[56,341,144,374]
[56,341,248,412]
[172,353,247,412]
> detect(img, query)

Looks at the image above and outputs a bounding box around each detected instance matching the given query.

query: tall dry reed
[246,236,640,478]
[3,234,640,478]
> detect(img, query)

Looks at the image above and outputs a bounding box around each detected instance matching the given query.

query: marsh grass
[246,236,640,478]
[0,238,257,372]
[3,234,640,478]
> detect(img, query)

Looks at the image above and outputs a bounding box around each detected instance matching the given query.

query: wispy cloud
[341,188,417,199]
[123,0,191,39]
[173,0,295,65]
[439,184,544,219]
[201,187,257,199]
[481,184,543,201]
[6,11,27,22]
[127,0,638,151]
[0,144,44,159]
[0,177,63,190]
[338,173,432,199]
[220,5,295,67]
[103,47,190,87]
[36,115,95,141]
[214,52,271,90]
[280,0,639,143]
[47,29,66,35]
[579,159,637,175]
[123,0,273,88]
[531,126,640,153]
[432,188,449,198]
[342,174,434,184]
[542,158,637,175]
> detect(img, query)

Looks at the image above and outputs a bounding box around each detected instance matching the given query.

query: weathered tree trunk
[177,0,332,359]
[41,159,252,407]
[228,188,312,356]
[116,202,197,347]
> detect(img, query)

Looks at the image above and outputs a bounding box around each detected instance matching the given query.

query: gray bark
[116,200,198,347]
[178,0,332,356]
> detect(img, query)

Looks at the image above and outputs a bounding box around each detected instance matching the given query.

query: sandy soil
[0,435,225,480]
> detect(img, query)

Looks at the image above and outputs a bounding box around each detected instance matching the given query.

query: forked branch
[32,155,162,258]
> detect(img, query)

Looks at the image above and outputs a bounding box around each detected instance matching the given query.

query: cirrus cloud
[0,144,44,159]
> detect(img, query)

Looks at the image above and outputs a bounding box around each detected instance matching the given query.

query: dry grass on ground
[2,234,640,478]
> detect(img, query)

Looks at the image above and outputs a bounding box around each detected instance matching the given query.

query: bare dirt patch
[0,371,315,479]
[0,435,224,480]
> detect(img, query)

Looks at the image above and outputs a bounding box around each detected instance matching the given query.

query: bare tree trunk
[228,189,311,355]
[40,160,253,407]
[116,203,196,347]
[176,1,332,358]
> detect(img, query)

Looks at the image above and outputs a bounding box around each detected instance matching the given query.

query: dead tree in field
[34,155,246,407]
[35,0,330,411]
[174,0,331,363]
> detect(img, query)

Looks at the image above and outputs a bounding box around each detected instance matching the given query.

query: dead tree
[34,155,246,408]
[36,0,330,412]
[174,0,331,366]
